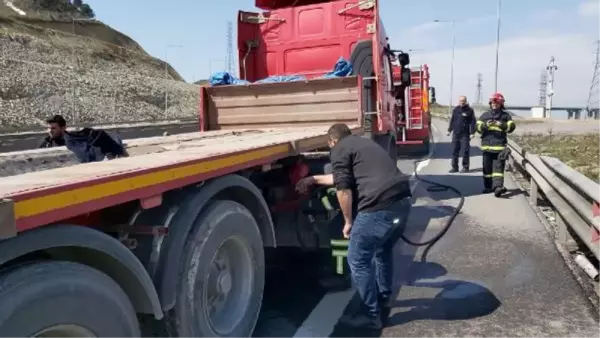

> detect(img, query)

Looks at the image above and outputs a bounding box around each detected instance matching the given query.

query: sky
[85,0,599,107]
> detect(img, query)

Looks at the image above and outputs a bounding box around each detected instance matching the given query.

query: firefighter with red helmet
[475,92,516,197]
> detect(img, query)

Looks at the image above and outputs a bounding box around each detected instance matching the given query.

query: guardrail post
[529,179,539,206]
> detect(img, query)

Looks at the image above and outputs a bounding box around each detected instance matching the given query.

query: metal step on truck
[0,0,427,336]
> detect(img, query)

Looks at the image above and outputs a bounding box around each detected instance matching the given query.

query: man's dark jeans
[347,197,412,319]
[451,132,471,169]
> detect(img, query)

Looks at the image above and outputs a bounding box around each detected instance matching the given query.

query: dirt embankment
[0,0,199,132]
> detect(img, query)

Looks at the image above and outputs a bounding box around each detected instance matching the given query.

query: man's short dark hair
[46,115,66,128]
[327,123,352,141]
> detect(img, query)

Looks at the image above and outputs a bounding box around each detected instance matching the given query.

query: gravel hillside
[0,0,199,132]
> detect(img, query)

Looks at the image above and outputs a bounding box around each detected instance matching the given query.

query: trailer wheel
[351,40,375,139]
[0,261,140,337]
[172,200,265,337]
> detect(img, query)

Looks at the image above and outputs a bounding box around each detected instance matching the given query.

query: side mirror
[401,68,411,86]
[397,52,410,67]
[429,87,437,104]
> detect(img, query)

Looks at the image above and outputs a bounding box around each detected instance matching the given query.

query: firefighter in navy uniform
[476,92,516,197]
[447,95,476,173]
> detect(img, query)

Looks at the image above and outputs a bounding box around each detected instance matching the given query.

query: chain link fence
[0,20,200,133]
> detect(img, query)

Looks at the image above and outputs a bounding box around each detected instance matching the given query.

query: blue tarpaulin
[209,57,353,86]
[255,75,306,83]
[209,72,249,86]
[322,57,353,78]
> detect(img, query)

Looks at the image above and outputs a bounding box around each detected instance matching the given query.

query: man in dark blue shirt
[447,96,476,173]
[296,123,412,330]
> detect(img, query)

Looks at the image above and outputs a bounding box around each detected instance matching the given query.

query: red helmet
[489,92,505,105]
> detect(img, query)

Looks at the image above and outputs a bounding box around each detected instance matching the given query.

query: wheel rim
[33,324,96,337]
[203,236,254,336]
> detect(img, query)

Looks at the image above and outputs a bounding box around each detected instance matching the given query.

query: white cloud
[578,0,599,17]
[418,33,596,107]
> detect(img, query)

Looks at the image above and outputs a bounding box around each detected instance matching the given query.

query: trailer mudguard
[154,174,276,311]
[0,225,163,319]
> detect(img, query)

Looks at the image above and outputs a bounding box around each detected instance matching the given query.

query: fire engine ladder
[408,67,424,130]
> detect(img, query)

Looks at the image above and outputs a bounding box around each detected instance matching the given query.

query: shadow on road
[415,173,485,201]
[329,205,454,338]
[387,261,501,326]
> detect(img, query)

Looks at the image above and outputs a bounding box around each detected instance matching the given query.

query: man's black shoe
[380,305,391,326]
[339,312,382,330]
[494,186,507,197]
[460,167,469,173]
[482,187,493,194]
[449,168,459,173]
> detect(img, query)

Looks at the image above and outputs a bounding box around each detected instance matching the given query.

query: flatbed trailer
[0,75,368,337]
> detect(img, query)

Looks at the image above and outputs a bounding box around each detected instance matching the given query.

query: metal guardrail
[507,139,600,265]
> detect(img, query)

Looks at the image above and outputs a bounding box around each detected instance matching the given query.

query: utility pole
[475,73,483,105]
[164,44,183,119]
[538,70,547,107]
[586,40,599,119]
[493,0,502,93]
[545,56,558,119]
[226,21,234,74]
[434,19,458,114]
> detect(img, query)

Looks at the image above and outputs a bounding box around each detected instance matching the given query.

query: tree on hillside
[78,3,95,18]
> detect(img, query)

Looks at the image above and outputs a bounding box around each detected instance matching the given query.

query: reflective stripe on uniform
[506,120,516,133]
[480,145,505,151]
[492,172,504,177]
[476,120,484,133]
[487,125,503,132]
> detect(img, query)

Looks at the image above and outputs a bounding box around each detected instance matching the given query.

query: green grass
[511,132,600,183]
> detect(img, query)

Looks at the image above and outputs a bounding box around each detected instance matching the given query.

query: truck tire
[171,200,265,337]
[350,40,375,139]
[0,261,140,337]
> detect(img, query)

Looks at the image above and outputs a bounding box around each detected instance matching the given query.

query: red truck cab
[234,0,400,155]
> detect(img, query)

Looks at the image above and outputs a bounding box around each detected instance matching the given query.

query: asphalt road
[253,118,599,337]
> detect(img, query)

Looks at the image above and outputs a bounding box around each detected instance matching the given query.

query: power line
[475,73,483,105]
[226,21,234,74]
[538,70,547,106]
[586,40,599,119]
[545,56,558,119]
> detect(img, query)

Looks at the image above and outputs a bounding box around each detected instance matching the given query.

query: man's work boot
[339,312,382,331]
[379,295,391,326]
[460,167,469,173]
[449,167,459,173]
[494,186,507,197]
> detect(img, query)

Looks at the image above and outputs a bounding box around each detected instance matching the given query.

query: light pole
[493,0,502,93]
[434,19,457,115]
[71,17,96,126]
[164,44,183,119]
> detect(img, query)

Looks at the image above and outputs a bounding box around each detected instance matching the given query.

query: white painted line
[3,0,26,15]
[292,289,355,337]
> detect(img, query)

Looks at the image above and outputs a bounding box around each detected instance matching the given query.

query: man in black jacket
[296,124,412,330]
[447,96,476,173]
[39,115,67,148]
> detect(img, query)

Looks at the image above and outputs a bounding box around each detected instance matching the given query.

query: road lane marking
[292,289,355,337]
